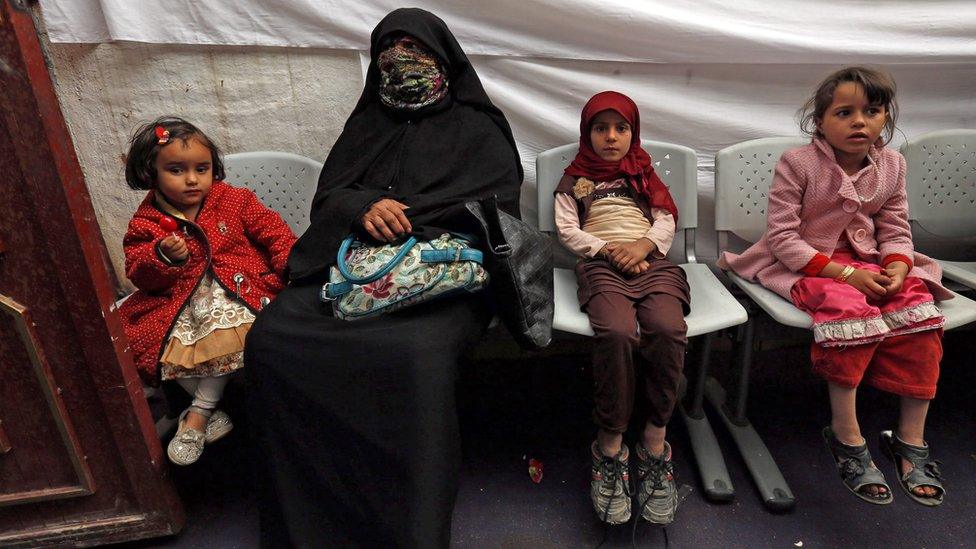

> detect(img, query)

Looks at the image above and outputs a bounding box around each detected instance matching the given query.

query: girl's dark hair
[124,116,225,190]
[798,66,899,145]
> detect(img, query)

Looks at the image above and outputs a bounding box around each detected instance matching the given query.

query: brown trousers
[585,290,688,431]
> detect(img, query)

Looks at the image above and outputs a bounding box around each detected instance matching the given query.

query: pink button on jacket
[718,138,951,302]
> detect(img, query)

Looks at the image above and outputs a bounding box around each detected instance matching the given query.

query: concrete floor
[117,312,976,548]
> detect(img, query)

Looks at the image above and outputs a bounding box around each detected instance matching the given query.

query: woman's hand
[362,199,412,242]
[881,261,909,295]
[608,238,655,272]
[847,268,890,300]
[159,234,189,262]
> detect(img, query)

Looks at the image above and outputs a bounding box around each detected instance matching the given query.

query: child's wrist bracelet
[835,265,856,283]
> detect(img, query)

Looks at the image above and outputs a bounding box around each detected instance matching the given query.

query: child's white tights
[176,375,230,418]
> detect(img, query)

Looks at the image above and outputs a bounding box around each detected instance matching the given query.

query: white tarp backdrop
[39,1,976,259]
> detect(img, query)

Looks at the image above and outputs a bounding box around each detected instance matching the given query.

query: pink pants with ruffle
[790,251,943,399]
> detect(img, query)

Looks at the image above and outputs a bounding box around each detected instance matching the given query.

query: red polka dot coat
[119,182,297,386]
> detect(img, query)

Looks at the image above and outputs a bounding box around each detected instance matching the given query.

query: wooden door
[0,1,184,545]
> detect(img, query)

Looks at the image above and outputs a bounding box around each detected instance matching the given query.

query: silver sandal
[167,409,206,466]
[880,430,945,507]
[822,427,892,505]
[205,409,234,443]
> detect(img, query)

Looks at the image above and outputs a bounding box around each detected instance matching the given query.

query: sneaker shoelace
[598,454,629,523]
[642,456,673,491]
[595,453,631,549]
[631,452,677,547]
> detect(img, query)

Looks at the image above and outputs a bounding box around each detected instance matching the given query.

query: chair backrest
[900,129,976,239]
[536,139,699,263]
[223,151,323,236]
[714,137,807,252]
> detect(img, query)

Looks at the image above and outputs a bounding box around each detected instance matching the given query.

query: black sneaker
[590,441,632,525]
[635,441,677,524]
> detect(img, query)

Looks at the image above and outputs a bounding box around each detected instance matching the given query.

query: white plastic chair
[537,140,748,503]
[223,151,323,237]
[715,137,976,510]
[901,129,976,290]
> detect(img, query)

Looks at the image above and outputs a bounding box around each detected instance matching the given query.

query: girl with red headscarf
[555,91,689,526]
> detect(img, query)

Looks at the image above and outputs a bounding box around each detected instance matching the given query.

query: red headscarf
[564,91,678,221]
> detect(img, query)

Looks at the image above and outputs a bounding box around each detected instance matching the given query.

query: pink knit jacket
[718,138,951,302]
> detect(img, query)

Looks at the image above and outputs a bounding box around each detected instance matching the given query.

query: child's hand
[159,234,189,262]
[596,243,617,261]
[623,260,651,276]
[608,239,655,272]
[847,268,890,300]
[881,261,909,295]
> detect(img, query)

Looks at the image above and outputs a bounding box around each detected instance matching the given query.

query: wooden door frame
[0,0,184,544]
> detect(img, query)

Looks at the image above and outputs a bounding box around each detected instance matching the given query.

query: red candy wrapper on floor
[528,458,543,484]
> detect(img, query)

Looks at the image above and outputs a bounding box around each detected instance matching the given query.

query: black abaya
[247,285,489,547]
[287,8,522,282]
[246,8,523,548]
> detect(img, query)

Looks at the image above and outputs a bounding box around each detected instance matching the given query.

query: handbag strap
[420,248,483,264]
[336,234,419,284]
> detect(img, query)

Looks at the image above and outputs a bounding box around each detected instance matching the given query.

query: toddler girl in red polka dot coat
[119,117,296,466]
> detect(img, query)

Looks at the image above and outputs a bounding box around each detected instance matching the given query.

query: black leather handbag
[466,196,553,349]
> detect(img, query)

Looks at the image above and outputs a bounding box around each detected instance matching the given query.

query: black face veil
[287,8,523,282]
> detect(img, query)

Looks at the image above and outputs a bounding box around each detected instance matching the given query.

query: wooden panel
[0,514,150,547]
[0,294,94,506]
[0,420,10,454]
[0,0,184,544]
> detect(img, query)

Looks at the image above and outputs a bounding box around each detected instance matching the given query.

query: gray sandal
[822,427,893,505]
[880,430,945,507]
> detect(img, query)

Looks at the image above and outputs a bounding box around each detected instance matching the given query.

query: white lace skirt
[160,274,256,380]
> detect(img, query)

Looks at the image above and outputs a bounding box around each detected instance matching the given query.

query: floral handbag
[320,233,489,320]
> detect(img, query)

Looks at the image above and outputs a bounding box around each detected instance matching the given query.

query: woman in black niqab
[245,8,523,548]
[287,7,522,282]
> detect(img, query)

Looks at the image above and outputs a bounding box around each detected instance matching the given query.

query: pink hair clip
[155,125,170,145]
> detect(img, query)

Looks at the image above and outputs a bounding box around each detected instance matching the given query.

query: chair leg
[705,314,796,512]
[679,332,734,502]
[728,314,755,424]
[683,333,711,419]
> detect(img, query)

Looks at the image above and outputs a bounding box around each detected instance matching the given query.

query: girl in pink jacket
[719,67,947,506]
